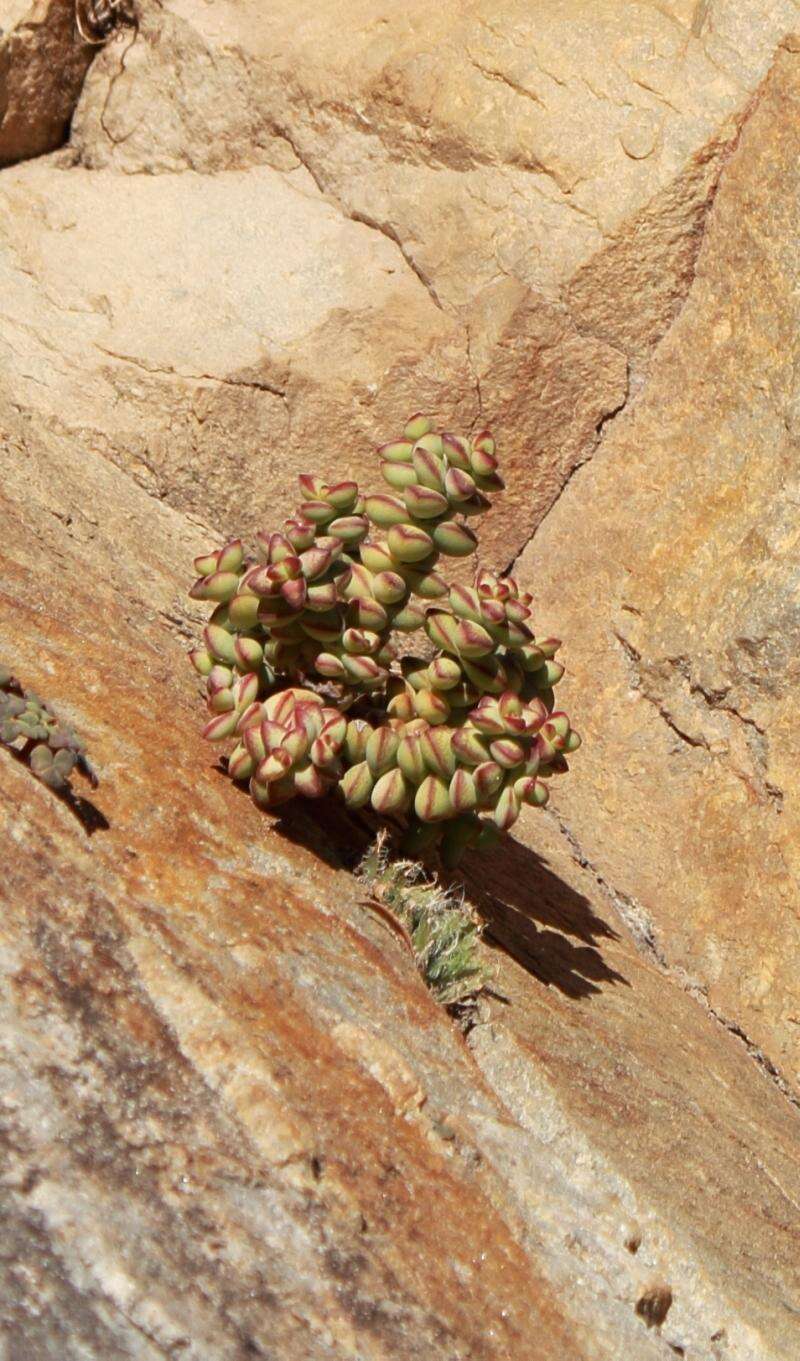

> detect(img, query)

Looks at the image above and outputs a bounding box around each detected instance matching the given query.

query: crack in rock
[549,807,800,1121]
[614,632,783,810]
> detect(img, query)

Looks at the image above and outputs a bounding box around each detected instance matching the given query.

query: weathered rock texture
[3,405,800,1361]
[2,1,800,1357]
[3,0,797,559]
[519,38,800,1091]
[0,0,96,167]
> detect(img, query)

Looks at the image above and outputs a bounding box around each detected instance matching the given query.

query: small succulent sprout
[300,498,338,526]
[299,544,334,580]
[366,726,400,776]
[194,549,219,576]
[342,654,386,686]
[542,660,566,686]
[391,602,427,633]
[187,414,578,860]
[428,657,462,690]
[460,654,507,694]
[488,737,526,769]
[370,570,407,605]
[493,784,521,831]
[204,623,238,665]
[449,584,483,622]
[1,667,98,796]
[414,689,450,726]
[387,686,417,722]
[440,432,470,469]
[344,718,373,763]
[381,460,417,490]
[452,728,490,765]
[404,413,432,440]
[305,581,340,612]
[294,761,330,798]
[228,593,260,629]
[404,484,449,519]
[360,539,395,574]
[348,596,388,632]
[397,730,427,783]
[474,761,505,802]
[400,564,448,599]
[282,518,317,552]
[411,448,445,494]
[365,493,408,528]
[449,768,478,814]
[189,570,241,602]
[29,744,54,777]
[217,539,245,573]
[415,432,445,457]
[234,636,263,671]
[380,438,416,463]
[425,610,461,654]
[453,619,494,659]
[326,480,359,511]
[203,711,240,741]
[189,647,215,676]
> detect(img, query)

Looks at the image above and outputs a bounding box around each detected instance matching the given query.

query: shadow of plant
[2,743,109,835]
[460,835,628,1000]
[226,770,627,1003]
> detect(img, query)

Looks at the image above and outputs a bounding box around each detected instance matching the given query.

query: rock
[0,158,473,534]
[0,0,96,167]
[517,42,800,1090]
[71,0,794,313]
[0,152,626,567]
[0,0,782,565]
[2,403,800,1359]
[2,8,800,1354]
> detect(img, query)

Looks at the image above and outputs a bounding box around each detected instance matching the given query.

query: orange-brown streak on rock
[0,457,590,1358]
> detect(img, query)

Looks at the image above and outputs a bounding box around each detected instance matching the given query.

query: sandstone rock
[72,0,794,313]
[1,408,799,1358]
[0,0,779,569]
[0,154,624,568]
[2,10,800,1353]
[518,42,800,1091]
[0,0,96,167]
[0,158,474,534]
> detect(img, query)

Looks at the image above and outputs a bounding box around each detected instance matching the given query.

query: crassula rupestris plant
[188,415,580,867]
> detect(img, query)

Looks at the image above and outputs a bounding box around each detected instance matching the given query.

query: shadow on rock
[3,745,109,835]
[460,836,628,1001]
[216,763,627,1003]
[214,760,374,871]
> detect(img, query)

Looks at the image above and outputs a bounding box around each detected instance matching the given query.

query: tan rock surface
[2,402,800,1359]
[0,0,789,565]
[518,42,800,1090]
[0,147,627,567]
[2,3,800,1356]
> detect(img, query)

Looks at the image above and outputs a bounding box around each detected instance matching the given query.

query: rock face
[518,39,800,1090]
[3,0,795,560]
[2,1,800,1357]
[4,404,800,1361]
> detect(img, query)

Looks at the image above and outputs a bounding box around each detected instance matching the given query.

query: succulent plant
[357,832,488,1013]
[0,665,97,793]
[188,415,580,865]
